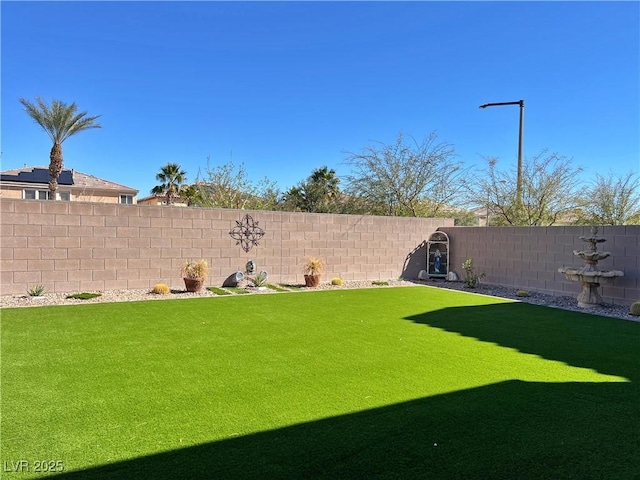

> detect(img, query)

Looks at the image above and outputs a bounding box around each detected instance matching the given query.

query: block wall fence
[439,225,639,307]
[0,199,452,296]
[1,199,638,306]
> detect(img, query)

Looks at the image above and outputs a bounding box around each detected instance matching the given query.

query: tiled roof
[0,167,138,193]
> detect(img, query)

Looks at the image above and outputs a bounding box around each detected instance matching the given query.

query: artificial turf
[1,286,638,479]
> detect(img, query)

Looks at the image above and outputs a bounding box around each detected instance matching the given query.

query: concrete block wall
[2,199,637,306]
[0,199,452,296]
[441,225,639,307]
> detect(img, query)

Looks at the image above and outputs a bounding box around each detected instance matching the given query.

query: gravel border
[415,279,638,322]
[1,279,637,322]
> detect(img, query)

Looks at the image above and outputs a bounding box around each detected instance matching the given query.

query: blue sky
[2,1,639,201]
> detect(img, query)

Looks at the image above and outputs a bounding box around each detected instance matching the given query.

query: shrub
[630,302,640,316]
[66,292,101,300]
[151,283,171,295]
[27,284,46,297]
[462,259,485,288]
[331,277,344,286]
[372,280,389,286]
[516,290,530,297]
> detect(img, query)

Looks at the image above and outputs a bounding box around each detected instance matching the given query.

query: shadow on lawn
[50,302,639,480]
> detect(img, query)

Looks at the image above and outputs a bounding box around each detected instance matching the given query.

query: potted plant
[182,259,209,292]
[303,257,325,288]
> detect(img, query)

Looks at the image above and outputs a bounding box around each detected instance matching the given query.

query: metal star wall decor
[229,214,265,253]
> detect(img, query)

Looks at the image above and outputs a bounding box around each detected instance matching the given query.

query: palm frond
[20,96,101,144]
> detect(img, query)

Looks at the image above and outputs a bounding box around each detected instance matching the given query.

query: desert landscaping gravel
[1,279,636,322]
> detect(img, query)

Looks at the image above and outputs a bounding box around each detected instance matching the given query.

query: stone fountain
[558,226,624,308]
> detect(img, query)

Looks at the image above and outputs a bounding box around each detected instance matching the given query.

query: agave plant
[253,271,268,287]
[27,284,46,297]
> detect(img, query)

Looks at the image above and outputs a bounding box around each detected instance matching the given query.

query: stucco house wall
[0,167,138,204]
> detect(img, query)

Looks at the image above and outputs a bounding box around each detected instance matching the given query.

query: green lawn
[1,287,638,479]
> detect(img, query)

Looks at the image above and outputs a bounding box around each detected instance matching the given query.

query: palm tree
[179,183,203,207]
[283,166,341,213]
[152,163,187,205]
[310,166,340,202]
[19,97,101,200]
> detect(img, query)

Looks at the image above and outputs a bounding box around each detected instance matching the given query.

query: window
[119,195,134,205]
[23,190,70,201]
[23,189,50,200]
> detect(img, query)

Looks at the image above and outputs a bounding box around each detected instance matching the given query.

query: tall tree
[344,131,467,217]
[284,166,341,213]
[19,97,101,199]
[194,158,281,210]
[475,151,584,226]
[577,171,640,225]
[152,163,187,205]
[179,184,203,207]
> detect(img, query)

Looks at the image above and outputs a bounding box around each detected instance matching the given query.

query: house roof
[0,167,138,194]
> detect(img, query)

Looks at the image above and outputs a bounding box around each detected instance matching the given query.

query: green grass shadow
[47,380,638,479]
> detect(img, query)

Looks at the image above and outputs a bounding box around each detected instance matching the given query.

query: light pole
[479,100,524,206]
[486,191,490,227]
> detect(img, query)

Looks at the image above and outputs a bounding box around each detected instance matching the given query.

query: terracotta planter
[183,277,204,293]
[304,274,321,288]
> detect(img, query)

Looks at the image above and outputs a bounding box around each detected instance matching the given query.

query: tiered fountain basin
[558,230,624,308]
[558,266,624,285]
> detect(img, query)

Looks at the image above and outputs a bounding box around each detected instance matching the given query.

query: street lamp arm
[479,99,525,207]
[479,100,524,109]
